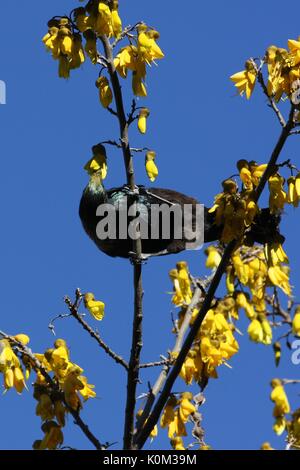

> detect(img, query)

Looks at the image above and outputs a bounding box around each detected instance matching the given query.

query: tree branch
[64,291,129,370]
[254,61,287,127]
[0,330,105,451]
[134,104,296,449]
[100,35,144,450]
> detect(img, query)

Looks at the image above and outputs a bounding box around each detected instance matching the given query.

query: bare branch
[252,60,286,127]
[139,359,170,369]
[100,34,144,450]
[64,293,129,371]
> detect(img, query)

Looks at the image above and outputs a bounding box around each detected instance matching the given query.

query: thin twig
[139,359,170,369]
[130,147,150,153]
[101,139,122,148]
[0,330,105,451]
[112,23,142,48]
[64,292,129,371]
[253,60,286,127]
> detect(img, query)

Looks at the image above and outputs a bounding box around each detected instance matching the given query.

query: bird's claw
[128,251,148,264]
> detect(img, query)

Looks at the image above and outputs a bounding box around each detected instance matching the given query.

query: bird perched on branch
[79,145,284,259]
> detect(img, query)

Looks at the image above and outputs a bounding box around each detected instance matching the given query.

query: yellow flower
[265,242,289,266]
[138,108,150,134]
[271,379,290,415]
[205,245,222,270]
[230,60,257,99]
[261,442,274,450]
[160,395,187,438]
[273,416,287,435]
[268,265,291,296]
[0,339,26,392]
[42,27,60,58]
[78,375,96,401]
[266,46,289,100]
[36,394,55,421]
[268,174,287,213]
[111,1,122,38]
[114,46,139,77]
[40,421,64,450]
[273,342,281,367]
[292,307,300,336]
[248,318,263,342]
[178,392,196,423]
[13,367,26,393]
[84,292,105,321]
[84,144,108,179]
[59,29,73,56]
[63,365,84,410]
[145,150,158,182]
[84,30,98,64]
[132,72,147,97]
[54,400,66,427]
[248,317,272,345]
[137,24,164,64]
[171,437,185,450]
[58,56,70,79]
[74,7,90,33]
[95,2,114,37]
[287,172,300,206]
[180,350,202,385]
[13,334,30,345]
[235,292,256,319]
[96,76,113,108]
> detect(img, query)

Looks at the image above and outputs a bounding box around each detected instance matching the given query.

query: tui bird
[79,155,284,259]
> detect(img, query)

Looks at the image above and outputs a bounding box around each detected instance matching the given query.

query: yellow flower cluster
[43,1,123,78]
[230,35,300,102]
[209,178,258,243]
[268,379,300,448]
[169,261,192,307]
[230,60,257,99]
[270,379,290,435]
[114,23,164,97]
[268,172,300,213]
[225,245,291,343]
[33,338,96,450]
[160,393,196,439]
[181,308,239,382]
[237,160,267,191]
[43,17,85,78]
[74,1,122,38]
[0,335,29,393]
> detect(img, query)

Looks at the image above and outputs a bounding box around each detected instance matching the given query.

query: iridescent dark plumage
[79,175,283,259]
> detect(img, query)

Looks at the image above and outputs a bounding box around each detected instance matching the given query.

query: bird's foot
[128,251,148,265]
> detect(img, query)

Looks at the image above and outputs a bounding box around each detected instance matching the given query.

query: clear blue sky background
[1,0,300,450]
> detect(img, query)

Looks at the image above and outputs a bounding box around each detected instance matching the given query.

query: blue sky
[1,0,300,450]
